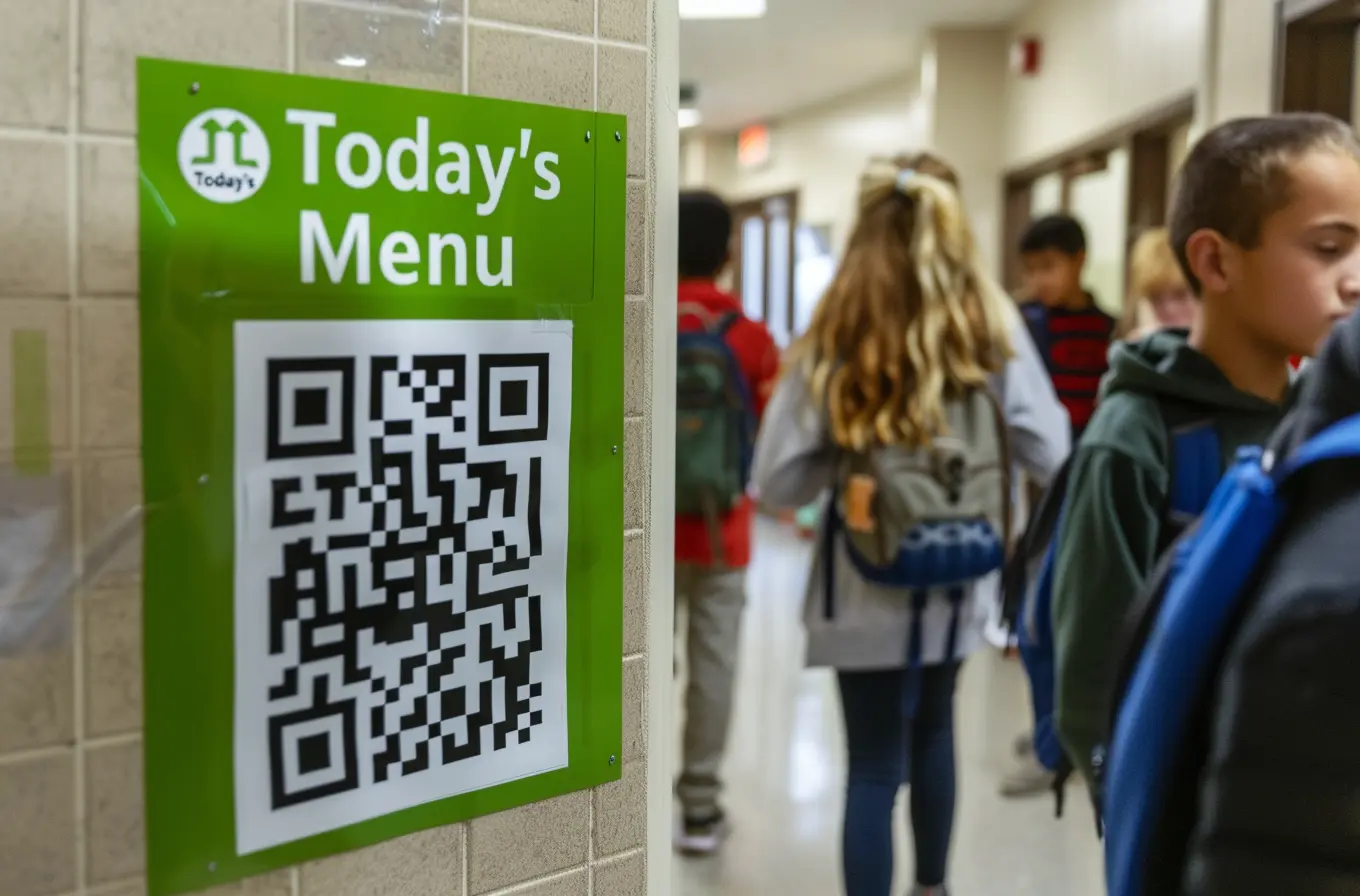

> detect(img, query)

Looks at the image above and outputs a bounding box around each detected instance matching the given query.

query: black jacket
[1182,317,1360,895]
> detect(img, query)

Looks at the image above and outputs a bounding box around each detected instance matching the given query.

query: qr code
[232,319,572,855]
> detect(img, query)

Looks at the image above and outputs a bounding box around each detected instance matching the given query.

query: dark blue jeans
[838,661,962,895]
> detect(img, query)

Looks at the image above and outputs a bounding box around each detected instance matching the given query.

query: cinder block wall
[0,1,657,894]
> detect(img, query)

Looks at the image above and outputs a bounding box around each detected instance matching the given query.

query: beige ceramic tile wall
[0,0,656,894]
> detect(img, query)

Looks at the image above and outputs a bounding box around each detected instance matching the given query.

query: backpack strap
[1166,422,1221,527]
[1092,400,1222,824]
[1000,456,1073,632]
[1156,400,1223,552]
[1019,302,1051,371]
[713,310,741,338]
[1275,412,1360,481]
[678,300,742,337]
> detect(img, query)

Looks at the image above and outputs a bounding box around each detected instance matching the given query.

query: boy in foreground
[1180,299,1360,895]
[1052,113,1360,786]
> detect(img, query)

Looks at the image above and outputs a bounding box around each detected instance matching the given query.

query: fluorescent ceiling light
[680,0,765,20]
[335,55,367,68]
[679,108,702,129]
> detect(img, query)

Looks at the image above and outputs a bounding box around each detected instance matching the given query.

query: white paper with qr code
[232,319,572,855]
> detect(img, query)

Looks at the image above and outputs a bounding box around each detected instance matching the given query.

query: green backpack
[834,387,1011,589]
[674,303,757,558]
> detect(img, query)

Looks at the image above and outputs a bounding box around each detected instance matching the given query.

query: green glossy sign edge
[137,57,625,895]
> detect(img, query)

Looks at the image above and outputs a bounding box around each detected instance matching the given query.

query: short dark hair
[1019,214,1087,256]
[678,190,733,278]
[1169,112,1360,294]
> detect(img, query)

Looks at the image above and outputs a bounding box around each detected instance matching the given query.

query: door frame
[1273,0,1359,119]
[729,190,800,332]
[1001,96,1195,294]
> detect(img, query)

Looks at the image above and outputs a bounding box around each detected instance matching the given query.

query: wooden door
[730,191,799,345]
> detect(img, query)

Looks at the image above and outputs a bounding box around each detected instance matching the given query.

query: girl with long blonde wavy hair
[792,153,1016,452]
[752,152,1071,896]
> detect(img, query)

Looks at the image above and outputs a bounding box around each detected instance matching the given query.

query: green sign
[137,58,625,895]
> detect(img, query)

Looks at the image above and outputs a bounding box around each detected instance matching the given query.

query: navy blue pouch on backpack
[1004,409,1222,815]
[1103,412,1360,895]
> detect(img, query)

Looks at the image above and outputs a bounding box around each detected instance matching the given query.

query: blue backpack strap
[1019,302,1051,369]
[1167,421,1221,526]
[1105,453,1283,896]
[1106,414,1360,896]
[1276,413,1360,480]
[1095,414,1221,795]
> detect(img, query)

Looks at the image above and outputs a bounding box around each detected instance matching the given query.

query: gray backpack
[834,387,1011,589]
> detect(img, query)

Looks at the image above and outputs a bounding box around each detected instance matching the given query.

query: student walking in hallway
[752,153,1068,896]
[673,191,780,856]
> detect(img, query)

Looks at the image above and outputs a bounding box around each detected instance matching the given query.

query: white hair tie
[896,169,916,193]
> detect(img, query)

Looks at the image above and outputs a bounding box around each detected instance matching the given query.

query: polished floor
[671,517,1105,895]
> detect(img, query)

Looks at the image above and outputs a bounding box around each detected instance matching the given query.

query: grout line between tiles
[594,845,644,869]
[461,823,470,895]
[287,0,298,74]
[479,864,589,896]
[0,743,76,767]
[68,0,86,889]
[0,126,134,145]
[592,0,600,113]
[300,0,449,21]
[86,879,147,896]
[83,731,142,751]
[461,1,471,94]
[73,132,135,145]
[465,17,645,51]
[622,651,645,662]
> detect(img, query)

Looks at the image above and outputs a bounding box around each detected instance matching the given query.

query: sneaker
[998,754,1057,798]
[674,811,730,856]
[909,886,949,896]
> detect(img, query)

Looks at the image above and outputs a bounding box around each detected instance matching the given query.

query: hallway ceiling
[681,0,1029,132]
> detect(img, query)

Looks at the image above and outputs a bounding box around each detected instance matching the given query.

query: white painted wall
[691,75,931,254]
[680,134,707,188]
[1202,0,1277,126]
[1004,0,1206,168]
[929,27,1010,276]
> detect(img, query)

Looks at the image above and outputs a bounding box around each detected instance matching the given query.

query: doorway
[1001,98,1194,310]
[1274,0,1360,120]
[730,191,800,346]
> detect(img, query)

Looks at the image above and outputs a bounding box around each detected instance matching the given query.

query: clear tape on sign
[325,2,457,71]
[0,463,144,656]
[534,305,575,335]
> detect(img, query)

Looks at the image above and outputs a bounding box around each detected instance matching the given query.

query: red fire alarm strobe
[1011,36,1042,77]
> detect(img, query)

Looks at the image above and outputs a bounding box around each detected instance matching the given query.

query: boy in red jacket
[674,191,779,854]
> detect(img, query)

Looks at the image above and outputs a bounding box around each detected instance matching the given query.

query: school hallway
[672,517,1105,895]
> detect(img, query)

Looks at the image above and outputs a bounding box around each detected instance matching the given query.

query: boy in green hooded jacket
[1051,113,1360,785]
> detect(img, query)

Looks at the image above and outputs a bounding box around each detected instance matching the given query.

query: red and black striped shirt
[1021,301,1116,438]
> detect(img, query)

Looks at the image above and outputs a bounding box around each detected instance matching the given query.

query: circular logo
[177,108,271,204]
